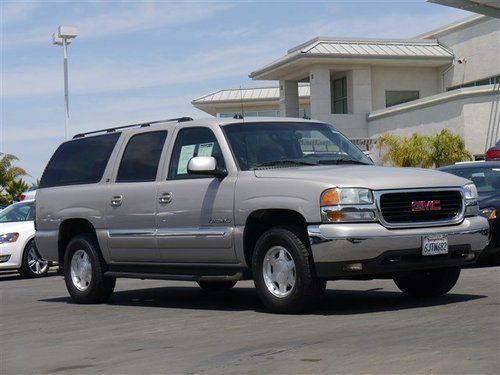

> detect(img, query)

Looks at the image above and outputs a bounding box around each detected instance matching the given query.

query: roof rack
[72,117,193,139]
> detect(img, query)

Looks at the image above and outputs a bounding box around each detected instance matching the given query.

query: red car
[485,140,500,161]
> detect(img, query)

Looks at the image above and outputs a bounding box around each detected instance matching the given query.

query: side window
[116,131,168,183]
[168,127,225,180]
[39,133,120,188]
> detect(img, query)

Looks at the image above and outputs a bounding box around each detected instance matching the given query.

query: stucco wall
[439,17,500,89]
[371,66,440,110]
[312,113,369,139]
[368,86,500,155]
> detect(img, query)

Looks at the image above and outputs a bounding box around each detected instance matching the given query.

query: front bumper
[308,216,490,279]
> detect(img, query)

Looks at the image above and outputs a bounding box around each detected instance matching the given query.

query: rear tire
[252,227,326,313]
[197,280,237,291]
[63,234,115,304]
[19,241,50,278]
[394,267,460,297]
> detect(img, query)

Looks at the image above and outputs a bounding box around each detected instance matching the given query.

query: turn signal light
[326,210,343,222]
[321,189,340,206]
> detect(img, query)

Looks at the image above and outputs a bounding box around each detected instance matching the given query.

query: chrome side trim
[156,228,227,237]
[108,230,156,238]
[374,187,465,229]
[108,227,228,238]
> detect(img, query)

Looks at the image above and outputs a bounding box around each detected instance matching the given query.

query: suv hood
[254,165,469,190]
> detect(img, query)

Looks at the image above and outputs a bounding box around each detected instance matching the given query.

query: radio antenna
[239,85,244,120]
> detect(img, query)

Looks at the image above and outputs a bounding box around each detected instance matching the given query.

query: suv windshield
[223,122,372,170]
[0,201,34,223]
[441,164,500,194]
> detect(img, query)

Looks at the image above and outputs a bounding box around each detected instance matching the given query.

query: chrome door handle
[159,192,172,204]
[111,195,123,206]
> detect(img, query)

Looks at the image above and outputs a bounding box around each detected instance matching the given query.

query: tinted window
[331,77,347,114]
[168,127,225,180]
[385,90,419,107]
[116,131,168,182]
[223,122,372,171]
[40,133,120,188]
[441,165,500,194]
[0,201,34,222]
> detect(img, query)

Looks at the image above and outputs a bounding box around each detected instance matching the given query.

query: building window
[385,90,420,107]
[447,75,500,91]
[219,110,280,118]
[331,77,348,114]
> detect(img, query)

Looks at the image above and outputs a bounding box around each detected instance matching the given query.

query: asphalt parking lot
[1,266,499,375]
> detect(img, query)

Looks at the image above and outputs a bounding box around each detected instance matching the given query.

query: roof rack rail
[72,117,193,139]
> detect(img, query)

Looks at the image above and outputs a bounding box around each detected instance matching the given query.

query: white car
[19,188,36,201]
[0,200,50,277]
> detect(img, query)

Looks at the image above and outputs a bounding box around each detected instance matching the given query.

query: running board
[104,263,246,282]
[104,271,243,282]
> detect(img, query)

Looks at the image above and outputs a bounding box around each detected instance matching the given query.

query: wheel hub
[262,246,296,298]
[27,246,49,275]
[70,250,92,291]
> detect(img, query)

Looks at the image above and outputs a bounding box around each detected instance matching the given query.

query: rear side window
[116,131,168,182]
[40,133,120,188]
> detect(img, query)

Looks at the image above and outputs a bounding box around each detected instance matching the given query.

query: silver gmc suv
[35,117,490,313]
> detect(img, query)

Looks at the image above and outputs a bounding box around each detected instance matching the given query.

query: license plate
[422,235,448,256]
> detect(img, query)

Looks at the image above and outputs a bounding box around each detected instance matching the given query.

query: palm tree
[376,130,472,168]
[376,133,433,168]
[0,153,28,205]
[429,129,472,167]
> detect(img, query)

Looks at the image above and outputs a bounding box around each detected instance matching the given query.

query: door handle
[111,195,123,206]
[159,192,172,204]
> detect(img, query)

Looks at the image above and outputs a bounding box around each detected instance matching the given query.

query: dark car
[485,140,500,161]
[439,161,500,264]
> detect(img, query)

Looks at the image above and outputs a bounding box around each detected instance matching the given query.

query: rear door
[105,130,169,263]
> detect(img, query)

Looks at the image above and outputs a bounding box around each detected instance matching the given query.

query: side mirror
[187,156,227,178]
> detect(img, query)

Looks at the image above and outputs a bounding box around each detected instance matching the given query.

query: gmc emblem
[411,200,442,212]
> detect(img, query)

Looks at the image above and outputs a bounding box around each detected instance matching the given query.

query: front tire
[19,241,50,278]
[394,267,461,297]
[253,227,326,313]
[197,280,237,291]
[64,234,116,304]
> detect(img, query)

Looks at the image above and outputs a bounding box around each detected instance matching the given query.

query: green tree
[429,129,472,167]
[376,130,472,168]
[0,153,28,205]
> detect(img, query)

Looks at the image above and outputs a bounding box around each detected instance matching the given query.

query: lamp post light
[52,26,78,140]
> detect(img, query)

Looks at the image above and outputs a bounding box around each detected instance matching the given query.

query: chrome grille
[379,190,463,225]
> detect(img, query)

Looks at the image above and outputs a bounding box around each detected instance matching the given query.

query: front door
[105,130,168,263]
[156,126,237,263]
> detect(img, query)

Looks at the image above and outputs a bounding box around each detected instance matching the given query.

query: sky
[1,0,471,182]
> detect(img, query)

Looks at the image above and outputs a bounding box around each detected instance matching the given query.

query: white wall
[371,66,440,110]
[368,86,500,155]
[439,17,500,89]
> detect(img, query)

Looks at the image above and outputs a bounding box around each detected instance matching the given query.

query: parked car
[485,140,500,161]
[35,118,489,313]
[19,187,36,201]
[0,200,50,277]
[439,161,500,264]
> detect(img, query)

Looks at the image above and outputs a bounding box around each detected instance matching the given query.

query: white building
[192,10,499,155]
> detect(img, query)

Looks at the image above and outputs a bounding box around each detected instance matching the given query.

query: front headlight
[479,207,497,220]
[463,183,479,216]
[463,183,478,200]
[321,188,376,222]
[0,233,19,244]
[321,188,373,205]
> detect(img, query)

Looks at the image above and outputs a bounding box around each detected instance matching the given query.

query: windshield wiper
[253,160,316,169]
[317,158,370,165]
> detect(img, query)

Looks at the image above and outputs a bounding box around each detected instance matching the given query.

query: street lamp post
[52,26,78,140]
